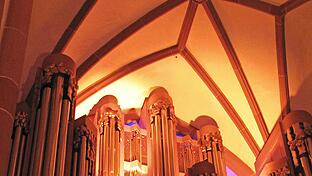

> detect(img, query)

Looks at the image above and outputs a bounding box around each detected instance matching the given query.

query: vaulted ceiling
[22,0,312,172]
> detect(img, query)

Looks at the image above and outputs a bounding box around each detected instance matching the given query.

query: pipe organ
[255,110,312,176]
[8,53,312,176]
[7,53,228,176]
[282,111,312,176]
[7,103,30,176]
[8,54,77,176]
[93,95,124,176]
[177,135,201,173]
[124,122,148,175]
[72,115,97,176]
[142,88,179,176]
[198,125,226,175]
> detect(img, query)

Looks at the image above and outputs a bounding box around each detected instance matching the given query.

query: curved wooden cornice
[203,0,269,141]
[223,0,281,16]
[180,48,260,156]
[76,0,187,79]
[53,0,97,54]
[76,45,179,104]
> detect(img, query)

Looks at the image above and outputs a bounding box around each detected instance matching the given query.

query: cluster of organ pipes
[148,101,179,175]
[6,56,226,175]
[7,54,312,176]
[282,111,312,176]
[72,116,97,176]
[8,54,78,176]
[124,123,148,174]
[95,101,124,176]
[177,136,201,173]
[199,125,226,176]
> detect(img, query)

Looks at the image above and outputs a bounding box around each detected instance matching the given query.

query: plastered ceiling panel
[78,2,187,92]
[286,1,312,115]
[64,0,165,64]
[188,5,263,147]
[76,55,256,170]
[212,0,281,131]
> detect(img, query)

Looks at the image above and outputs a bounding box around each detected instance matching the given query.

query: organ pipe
[8,106,30,176]
[8,54,77,176]
[178,135,201,173]
[42,76,64,175]
[95,95,124,176]
[199,125,226,175]
[55,99,71,176]
[148,101,179,176]
[72,116,97,176]
[31,87,51,176]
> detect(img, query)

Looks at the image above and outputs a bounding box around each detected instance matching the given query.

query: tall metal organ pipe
[8,54,77,176]
[94,95,124,176]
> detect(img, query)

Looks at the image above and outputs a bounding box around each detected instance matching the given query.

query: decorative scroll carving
[288,137,305,151]
[14,111,30,134]
[149,101,166,116]
[41,61,77,87]
[271,166,291,176]
[44,62,74,77]
[74,126,90,150]
[198,122,226,175]
[149,101,176,123]
[200,131,223,152]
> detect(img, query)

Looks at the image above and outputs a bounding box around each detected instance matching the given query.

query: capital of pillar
[41,54,77,88]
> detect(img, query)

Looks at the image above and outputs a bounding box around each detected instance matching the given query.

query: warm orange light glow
[123,161,147,174]
[76,55,256,170]
[286,1,312,117]
[188,5,264,147]
[76,79,147,118]
[213,0,281,132]
[76,2,187,92]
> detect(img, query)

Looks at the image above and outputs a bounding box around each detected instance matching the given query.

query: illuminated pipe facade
[37,54,77,176]
[198,124,227,175]
[177,135,201,173]
[7,54,77,176]
[7,58,312,176]
[124,123,148,175]
[72,116,97,176]
[142,87,179,176]
[7,103,30,176]
[282,111,312,176]
[94,95,124,176]
[9,78,234,176]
